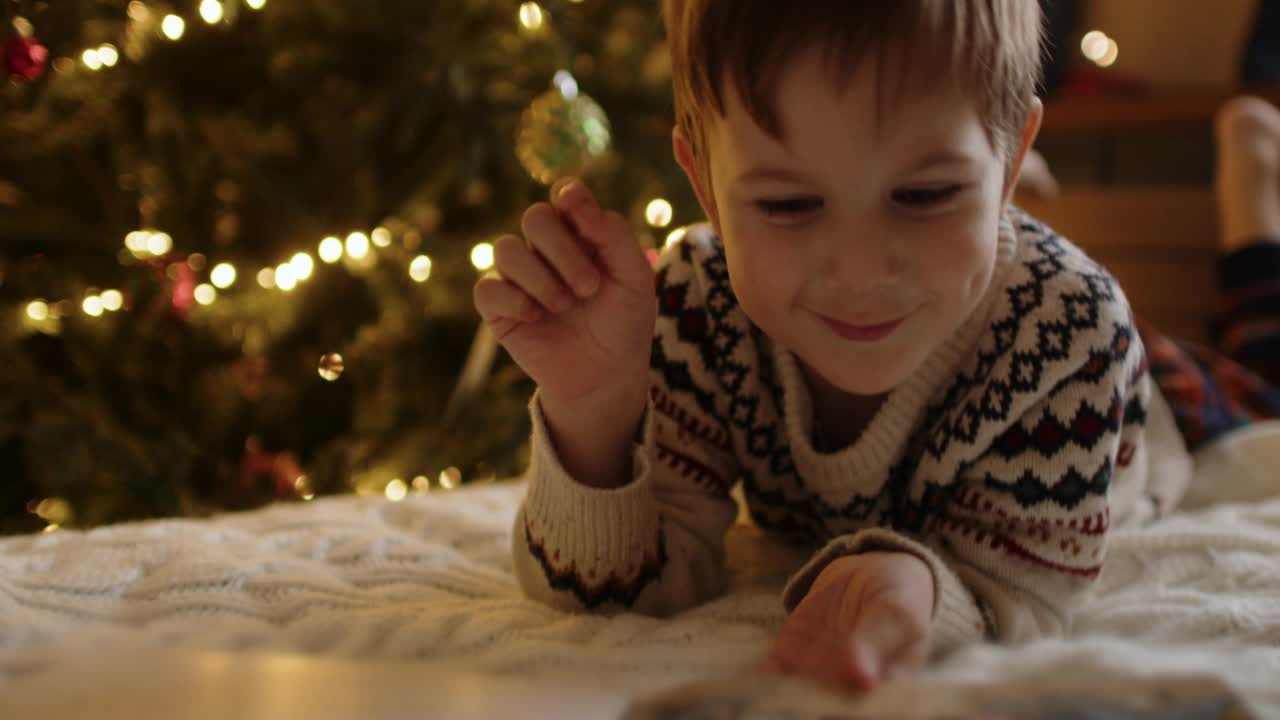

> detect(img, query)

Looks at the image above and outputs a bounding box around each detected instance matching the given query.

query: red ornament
[239,436,304,499]
[170,261,196,317]
[4,36,49,82]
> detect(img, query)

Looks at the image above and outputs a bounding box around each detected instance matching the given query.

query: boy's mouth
[818,313,905,342]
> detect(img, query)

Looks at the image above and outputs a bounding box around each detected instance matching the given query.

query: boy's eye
[891,185,962,208]
[756,197,823,218]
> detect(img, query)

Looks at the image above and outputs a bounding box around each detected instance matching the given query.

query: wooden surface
[1015,187,1219,346]
[1041,87,1280,136]
[0,651,634,719]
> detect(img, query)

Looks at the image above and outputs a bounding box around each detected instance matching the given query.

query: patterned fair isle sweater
[512,209,1194,656]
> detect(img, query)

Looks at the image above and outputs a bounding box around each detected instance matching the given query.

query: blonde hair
[663,1,1043,173]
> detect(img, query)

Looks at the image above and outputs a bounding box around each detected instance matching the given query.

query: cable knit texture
[513,209,1195,655]
[2,439,1280,716]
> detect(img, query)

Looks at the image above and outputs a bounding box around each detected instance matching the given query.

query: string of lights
[7,0,695,532]
[15,0,686,335]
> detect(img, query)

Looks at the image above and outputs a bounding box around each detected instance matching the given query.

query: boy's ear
[1001,95,1045,208]
[672,125,722,233]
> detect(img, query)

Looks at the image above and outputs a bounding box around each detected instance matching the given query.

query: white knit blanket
[3,423,1280,718]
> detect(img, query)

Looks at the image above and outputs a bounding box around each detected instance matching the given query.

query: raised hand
[474,177,657,485]
[761,552,935,692]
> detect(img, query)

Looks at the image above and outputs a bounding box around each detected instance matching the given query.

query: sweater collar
[771,213,1022,503]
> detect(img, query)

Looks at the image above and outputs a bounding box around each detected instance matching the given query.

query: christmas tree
[0,0,695,534]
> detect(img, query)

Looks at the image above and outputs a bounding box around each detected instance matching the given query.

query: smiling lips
[819,313,905,342]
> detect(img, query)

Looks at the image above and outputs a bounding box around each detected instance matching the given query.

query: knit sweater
[512,209,1194,656]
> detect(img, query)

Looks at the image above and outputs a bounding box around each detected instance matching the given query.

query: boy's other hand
[473,176,657,415]
[760,552,935,692]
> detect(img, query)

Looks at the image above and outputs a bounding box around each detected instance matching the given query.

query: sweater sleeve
[925,355,1149,649]
[783,322,1150,656]
[511,238,742,616]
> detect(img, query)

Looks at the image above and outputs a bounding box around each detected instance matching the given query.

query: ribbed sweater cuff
[522,392,662,575]
[781,529,987,657]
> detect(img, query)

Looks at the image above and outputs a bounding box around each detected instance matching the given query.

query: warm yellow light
[82,49,103,71]
[470,242,495,271]
[1081,30,1109,61]
[26,301,49,321]
[385,478,408,502]
[275,263,298,291]
[125,231,150,252]
[665,227,687,248]
[519,2,545,31]
[146,232,172,256]
[371,227,392,247]
[187,253,208,271]
[210,262,237,288]
[552,69,579,99]
[194,284,217,305]
[161,14,185,40]
[35,497,72,524]
[439,467,461,489]
[645,198,674,228]
[345,232,370,260]
[98,44,119,67]
[200,0,224,24]
[409,255,433,283]
[318,353,344,381]
[1097,38,1119,68]
[43,524,60,533]
[412,475,431,494]
[290,252,315,280]
[82,296,104,317]
[101,290,124,311]
[257,267,276,289]
[128,2,151,23]
[318,236,344,263]
[246,0,267,9]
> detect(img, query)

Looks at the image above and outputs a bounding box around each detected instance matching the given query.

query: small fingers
[473,272,544,325]
[551,178,620,252]
[550,176,604,236]
[882,637,929,682]
[491,233,575,313]
[850,602,929,689]
[551,178,653,290]
[522,202,601,299]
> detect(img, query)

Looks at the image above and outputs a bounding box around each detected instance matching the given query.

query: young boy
[473,1,1202,691]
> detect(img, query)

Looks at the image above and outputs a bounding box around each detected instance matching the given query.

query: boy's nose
[820,229,903,294]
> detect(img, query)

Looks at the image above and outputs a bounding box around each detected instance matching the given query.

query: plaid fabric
[1141,242,1280,452]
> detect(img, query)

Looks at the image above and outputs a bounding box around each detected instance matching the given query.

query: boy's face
[678,45,1036,398]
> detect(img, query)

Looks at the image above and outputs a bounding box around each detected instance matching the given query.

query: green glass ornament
[516,81,612,185]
